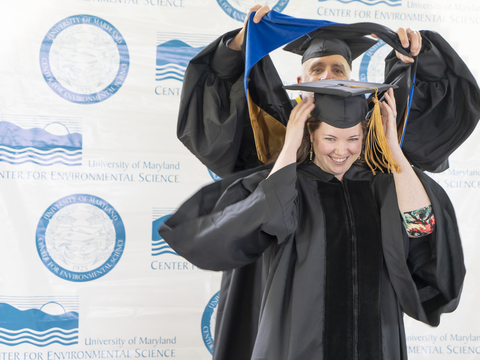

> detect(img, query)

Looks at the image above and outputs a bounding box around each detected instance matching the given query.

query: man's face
[299,54,351,83]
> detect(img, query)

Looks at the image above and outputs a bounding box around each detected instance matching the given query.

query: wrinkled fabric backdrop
[0,0,479,359]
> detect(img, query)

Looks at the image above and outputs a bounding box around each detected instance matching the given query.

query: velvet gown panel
[159,163,465,360]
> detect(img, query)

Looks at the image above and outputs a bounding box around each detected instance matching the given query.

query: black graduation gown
[159,163,465,360]
[177,29,262,176]
[177,30,480,176]
[385,30,480,172]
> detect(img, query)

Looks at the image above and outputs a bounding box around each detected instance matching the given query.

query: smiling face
[310,121,363,181]
[300,55,351,83]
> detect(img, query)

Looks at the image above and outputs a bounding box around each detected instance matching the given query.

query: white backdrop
[0,0,479,359]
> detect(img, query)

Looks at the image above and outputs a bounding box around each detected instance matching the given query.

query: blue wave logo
[0,301,78,347]
[152,214,178,256]
[0,121,82,166]
[318,0,401,6]
[156,40,204,82]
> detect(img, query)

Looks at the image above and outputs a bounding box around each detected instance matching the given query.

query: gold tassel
[364,94,401,175]
[343,84,402,175]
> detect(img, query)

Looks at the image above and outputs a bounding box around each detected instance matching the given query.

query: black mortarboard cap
[284,79,397,128]
[294,37,376,67]
[283,23,412,68]
[285,79,402,174]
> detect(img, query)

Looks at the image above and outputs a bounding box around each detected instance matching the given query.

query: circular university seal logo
[201,291,220,354]
[217,0,289,22]
[40,15,129,104]
[358,40,391,83]
[36,194,126,282]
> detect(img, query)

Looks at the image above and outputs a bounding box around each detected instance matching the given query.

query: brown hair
[296,117,368,166]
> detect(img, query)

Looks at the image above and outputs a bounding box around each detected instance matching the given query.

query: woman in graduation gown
[159,85,465,360]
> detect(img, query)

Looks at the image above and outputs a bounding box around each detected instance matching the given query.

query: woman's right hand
[283,97,315,153]
[228,5,271,51]
[269,97,315,176]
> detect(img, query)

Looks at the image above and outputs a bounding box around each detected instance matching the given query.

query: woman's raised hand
[228,5,271,51]
[269,97,315,176]
[380,88,401,154]
[284,97,315,153]
[380,89,432,211]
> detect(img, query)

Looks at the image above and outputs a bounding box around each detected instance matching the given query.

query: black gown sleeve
[210,34,244,79]
[158,164,298,271]
[384,31,480,173]
[376,170,465,326]
[177,30,260,177]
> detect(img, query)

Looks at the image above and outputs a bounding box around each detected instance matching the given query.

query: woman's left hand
[380,90,431,211]
[380,88,401,155]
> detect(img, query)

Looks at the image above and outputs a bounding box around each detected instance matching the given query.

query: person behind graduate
[226,5,419,78]
[177,5,480,177]
[160,80,465,360]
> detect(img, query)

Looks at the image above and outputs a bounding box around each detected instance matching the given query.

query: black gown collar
[298,162,372,182]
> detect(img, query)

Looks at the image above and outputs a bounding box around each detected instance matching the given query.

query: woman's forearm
[268,97,315,177]
[391,147,431,212]
[381,89,431,212]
